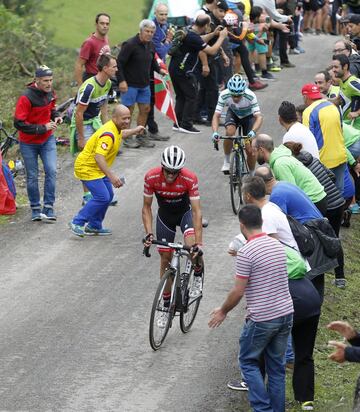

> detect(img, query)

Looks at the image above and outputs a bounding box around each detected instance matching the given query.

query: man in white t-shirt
[278,101,320,159]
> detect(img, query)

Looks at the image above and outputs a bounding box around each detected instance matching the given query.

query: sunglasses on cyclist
[163,167,181,176]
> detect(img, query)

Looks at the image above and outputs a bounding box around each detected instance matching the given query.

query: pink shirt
[79,34,111,75]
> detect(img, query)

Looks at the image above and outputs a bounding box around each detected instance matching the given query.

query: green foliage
[0,4,48,78]
[2,0,42,16]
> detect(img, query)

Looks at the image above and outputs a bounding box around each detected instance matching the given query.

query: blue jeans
[348,140,360,159]
[330,162,346,194]
[20,135,57,210]
[72,177,113,229]
[239,313,293,412]
[285,334,294,364]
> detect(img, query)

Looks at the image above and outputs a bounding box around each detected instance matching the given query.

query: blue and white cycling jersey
[215,88,261,119]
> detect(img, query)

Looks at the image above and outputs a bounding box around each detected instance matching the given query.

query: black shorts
[303,0,323,11]
[156,209,194,252]
[224,110,255,135]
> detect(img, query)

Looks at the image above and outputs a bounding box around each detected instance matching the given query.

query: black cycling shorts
[156,209,194,251]
[303,0,323,11]
[224,110,255,135]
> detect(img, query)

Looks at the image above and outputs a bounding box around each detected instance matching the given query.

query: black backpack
[286,215,315,257]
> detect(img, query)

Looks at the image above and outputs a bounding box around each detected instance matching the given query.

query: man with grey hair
[116,19,167,148]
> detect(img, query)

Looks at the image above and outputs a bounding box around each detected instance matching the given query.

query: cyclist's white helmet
[161,145,186,170]
[227,74,247,95]
[224,11,239,27]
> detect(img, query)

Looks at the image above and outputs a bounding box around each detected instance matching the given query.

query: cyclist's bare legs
[223,125,236,169]
[160,250,173,296]
[245,143,256,174]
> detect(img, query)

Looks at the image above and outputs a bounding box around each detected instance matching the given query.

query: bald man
[70,105,144,237]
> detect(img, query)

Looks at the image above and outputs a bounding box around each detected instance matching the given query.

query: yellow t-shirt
[303,99,346,169]
[74,120,122,181]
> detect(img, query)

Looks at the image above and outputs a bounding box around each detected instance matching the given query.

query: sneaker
[341,209,351,228]
[31,209,42,221]
[315,29,321,35]
[172,124,180,131]
[41,207,57,222]
[260,72,276,81]
[123,136,141,149]
[301,401,314,410]
[349,203,360,214]
[157,312,168,329]
[178,126,201,134]
[84,225,112,236]
[268,65,282,72]
[70,222,85,237]
[148,132,170,141]
[136,135,155,148]
[109,193,118,206]
[82,192,93,206]
[303,28,314,34]
[227,379,248,391]
[248,80,268,91]
[289,48,301,55]
[281,62,296,68]
[295,46,305,53]
[221,161,230,174]
[189,275,203,298]
[194,117,211,126]
[332,278,346,289]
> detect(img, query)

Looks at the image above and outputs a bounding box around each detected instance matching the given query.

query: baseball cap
[349,14,360,24]
[216,0,229,10]
[35,65,53,78]
[301,83,322,99]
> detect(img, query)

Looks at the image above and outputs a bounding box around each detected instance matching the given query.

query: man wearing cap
[302,83,347,193]
[14,65,62,222]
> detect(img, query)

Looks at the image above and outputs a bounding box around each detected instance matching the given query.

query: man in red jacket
[14,65,62,222]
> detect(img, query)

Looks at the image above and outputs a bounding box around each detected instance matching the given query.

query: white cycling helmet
[161,145,186,170]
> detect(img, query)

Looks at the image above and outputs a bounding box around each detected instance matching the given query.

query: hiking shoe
[341,209,351,227]
[148,132,170,141]
[281,62,296,68]
[82,192,93,206]
[70,222,85,237]
[221,161,230,174]
[31,209,42,221]
[179,126,201,134]
[332,278,346,289]
[260,72,276,81]
[301,401,314,410]
[84,225,112,236]
[136,135,155,148]
[248,80,268,91]
[349,203,360,214]
[189,275,203,298]
[227,379,248,391]
[123,136,141,149]
[41,207,57,222]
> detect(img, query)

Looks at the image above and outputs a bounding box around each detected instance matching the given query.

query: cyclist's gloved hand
[143,233,154,247]
[247,130,256,139]
[190,243,203,257]
[212,132,220,143]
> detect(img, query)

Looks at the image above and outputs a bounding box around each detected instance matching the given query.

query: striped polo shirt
[236,233,294,322]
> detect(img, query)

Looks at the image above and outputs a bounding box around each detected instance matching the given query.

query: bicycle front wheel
[180,267,204,333]
[149,269,176,351]
[229,151,242,215]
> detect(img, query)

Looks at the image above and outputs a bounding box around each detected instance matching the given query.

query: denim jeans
[72,177,113,229]
[239,313,293,412]
[20,135,57,210]
[330,162,346,194]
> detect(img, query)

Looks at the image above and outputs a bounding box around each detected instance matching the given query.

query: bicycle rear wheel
[180,267,204,333]
[229,151,242,215]
[149,269,176,351]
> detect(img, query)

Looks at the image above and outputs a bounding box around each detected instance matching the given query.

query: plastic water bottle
[120,176,126,185]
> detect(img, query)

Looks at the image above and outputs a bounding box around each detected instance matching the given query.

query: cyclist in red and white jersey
[142,145,203,297]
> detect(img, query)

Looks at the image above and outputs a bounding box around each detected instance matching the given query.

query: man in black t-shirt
[169,14,228,134]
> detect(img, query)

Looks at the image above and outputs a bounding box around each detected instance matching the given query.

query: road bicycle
[214,136,250,215]
[143,239,204,351]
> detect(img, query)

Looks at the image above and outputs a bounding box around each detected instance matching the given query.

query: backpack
[168,27,189,57]
[305,219,341,258]
[286,215,315,257]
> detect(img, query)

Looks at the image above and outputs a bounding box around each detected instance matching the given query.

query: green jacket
[269,145,326,203]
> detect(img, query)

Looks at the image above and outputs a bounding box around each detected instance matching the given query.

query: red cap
[301,83,322,100]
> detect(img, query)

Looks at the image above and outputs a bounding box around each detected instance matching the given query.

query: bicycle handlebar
[213,135,250,151]
[142,239,203,258]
